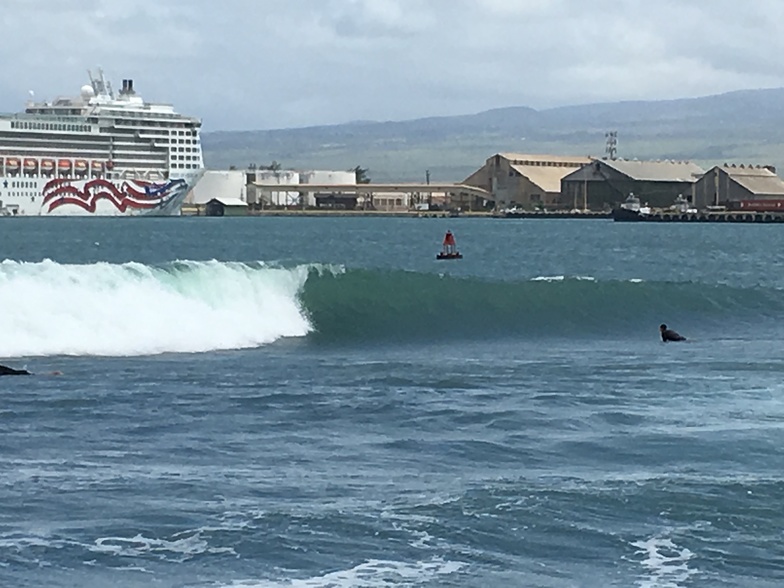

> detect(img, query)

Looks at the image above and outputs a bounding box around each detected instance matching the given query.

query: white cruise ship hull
[0,70,206,217]
[0,171,203,217]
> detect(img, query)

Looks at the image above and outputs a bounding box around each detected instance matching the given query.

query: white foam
[0,259,332,357]
[91,531,235,561]
[530,275,597,282]
[632,537,696,588]
[225,558,464,588]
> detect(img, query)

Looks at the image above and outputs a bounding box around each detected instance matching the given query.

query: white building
[195,168,361,209]
[188,170,246,205]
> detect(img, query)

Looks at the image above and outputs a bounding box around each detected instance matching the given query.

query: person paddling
[660,324,686,342]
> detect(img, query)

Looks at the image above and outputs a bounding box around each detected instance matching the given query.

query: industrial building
[693,164,784,209]
[246,169,301,207]
[247,168,357,208]
[300,170,357,207]
[560,159,705,210]
[462,153,593,210]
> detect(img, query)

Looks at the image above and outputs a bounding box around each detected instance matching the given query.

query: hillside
[201,88,784,182]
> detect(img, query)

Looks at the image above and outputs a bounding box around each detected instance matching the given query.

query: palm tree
[352,165,370,184]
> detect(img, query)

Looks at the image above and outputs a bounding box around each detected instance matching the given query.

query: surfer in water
[0,364,31,375]
[660,324,686,342]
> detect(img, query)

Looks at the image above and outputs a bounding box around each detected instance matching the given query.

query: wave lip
[0,259,320,357]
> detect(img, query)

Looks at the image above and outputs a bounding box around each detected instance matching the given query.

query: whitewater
[0,259,320,357]
[1,216,784,588]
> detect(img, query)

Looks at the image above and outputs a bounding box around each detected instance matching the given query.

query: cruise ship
[0,69,204,216]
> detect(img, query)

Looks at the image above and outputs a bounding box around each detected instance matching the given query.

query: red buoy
[436,230,463,260]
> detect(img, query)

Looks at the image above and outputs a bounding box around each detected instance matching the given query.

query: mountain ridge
[201,87,784,181]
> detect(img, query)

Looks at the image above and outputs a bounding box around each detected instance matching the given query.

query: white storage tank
[188,170,247,205]
[252,170,300,206]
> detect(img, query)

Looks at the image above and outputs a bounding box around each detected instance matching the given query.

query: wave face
[0,260,313,357]
[2,260,781,356]
[301,269,784,342]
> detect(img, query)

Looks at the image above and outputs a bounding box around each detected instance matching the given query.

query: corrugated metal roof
[732,175,784,195]
[499,152,593,165]
[509,163,585,193]
[715,165,784,195]
[603,159,704,182]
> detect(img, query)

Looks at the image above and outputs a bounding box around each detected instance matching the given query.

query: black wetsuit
[0,364,31,375]
[661,329,686,342]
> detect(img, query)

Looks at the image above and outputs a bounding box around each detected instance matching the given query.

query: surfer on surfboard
[660,324,686,342]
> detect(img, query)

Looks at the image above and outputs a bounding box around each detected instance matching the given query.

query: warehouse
[462,153,592,210]
[693,164,784,209]
[561,159,704,210]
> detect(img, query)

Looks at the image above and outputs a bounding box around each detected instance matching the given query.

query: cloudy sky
[1,0,783,131]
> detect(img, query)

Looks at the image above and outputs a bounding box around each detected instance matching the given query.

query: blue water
[2,217,784,587]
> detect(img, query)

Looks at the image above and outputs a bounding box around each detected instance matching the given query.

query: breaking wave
[1,260,780,357]
[0,259,318,357]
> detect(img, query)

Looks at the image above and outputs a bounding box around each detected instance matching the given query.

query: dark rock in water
[0,364,31,375]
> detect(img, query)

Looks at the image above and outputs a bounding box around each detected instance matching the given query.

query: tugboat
[612,193,652,222]
[436,230,463,260]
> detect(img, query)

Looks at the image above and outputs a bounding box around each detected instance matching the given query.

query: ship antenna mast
[99,68,113,98]
[87,69,98,94]
[88,68,114,99]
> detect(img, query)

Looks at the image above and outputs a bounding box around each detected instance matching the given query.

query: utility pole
[426,170,432,209]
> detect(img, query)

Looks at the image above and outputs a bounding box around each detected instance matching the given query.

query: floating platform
[612,209,784,223]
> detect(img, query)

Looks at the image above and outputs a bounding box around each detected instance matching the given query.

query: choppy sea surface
[1,216,784,588]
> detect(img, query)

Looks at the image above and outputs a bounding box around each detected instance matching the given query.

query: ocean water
[1,217,784,587]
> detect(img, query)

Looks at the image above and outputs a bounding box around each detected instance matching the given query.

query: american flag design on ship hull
[42,178,187,214]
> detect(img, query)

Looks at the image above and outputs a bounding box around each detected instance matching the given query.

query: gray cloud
[0,0,782,130]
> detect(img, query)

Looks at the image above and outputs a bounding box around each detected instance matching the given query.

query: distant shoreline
[180,208,613,219]
[182,207,492,218]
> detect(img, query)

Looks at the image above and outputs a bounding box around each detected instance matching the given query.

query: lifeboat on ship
[23,158,38,174]
[74,159,88,175]
[91,160,104,175]
[436,230,463,260]
[58,159,72,175]
[6,158,20,174]
[41,159,55,176]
